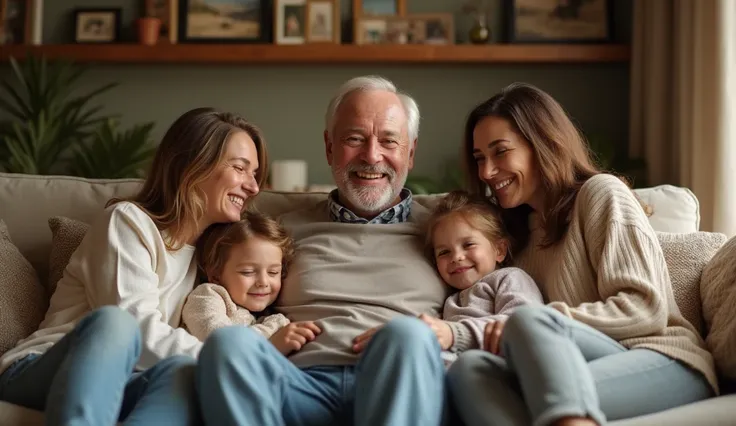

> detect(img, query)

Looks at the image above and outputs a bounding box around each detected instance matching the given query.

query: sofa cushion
[0,221,47,355]
[634,184,700,233]
[700,235,736,380]
[0,173,141,290]
[656,231,727,335]
[47,217,91,296]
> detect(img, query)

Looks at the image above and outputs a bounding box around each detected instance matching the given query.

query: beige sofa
[0,172,734,425]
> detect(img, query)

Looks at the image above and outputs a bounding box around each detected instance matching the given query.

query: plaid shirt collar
[327,188,413,224]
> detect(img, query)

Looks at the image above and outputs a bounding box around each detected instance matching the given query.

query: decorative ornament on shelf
[462,0,491,44]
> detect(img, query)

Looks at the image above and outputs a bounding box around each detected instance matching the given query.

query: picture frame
[352,0,406,43]
[0,0,32,45]
[305,0,340,44]
[355,13,453,45]
[274,0,306,45]
[73,8,121,44]
[178,0,270,44]
[505,0,612,43]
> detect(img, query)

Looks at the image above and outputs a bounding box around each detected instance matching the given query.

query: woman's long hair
[462,83,601,252]
[109,107,269,250]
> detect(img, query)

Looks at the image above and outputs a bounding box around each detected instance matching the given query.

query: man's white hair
[324,75,420,142]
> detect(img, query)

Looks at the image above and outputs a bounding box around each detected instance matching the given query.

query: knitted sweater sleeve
[547,175,670,340]
[182,283,256,341]
[445,268,544,351]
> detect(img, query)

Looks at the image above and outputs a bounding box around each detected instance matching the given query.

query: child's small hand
[269,321,321,356]
[483,319,506,355]
[418,314,454,350]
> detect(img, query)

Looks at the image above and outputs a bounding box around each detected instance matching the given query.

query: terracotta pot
[138,17,161,46]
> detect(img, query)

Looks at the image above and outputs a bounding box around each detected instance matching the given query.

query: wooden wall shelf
[0,44,630,65]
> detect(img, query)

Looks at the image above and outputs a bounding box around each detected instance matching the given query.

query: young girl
[182,211,319,355]
[419,190,543,359]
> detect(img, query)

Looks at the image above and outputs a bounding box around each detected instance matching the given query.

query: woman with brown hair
[447,83,717,426]
[0,107,268,425]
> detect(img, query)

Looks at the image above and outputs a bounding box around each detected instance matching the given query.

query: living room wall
[1,0,632,187]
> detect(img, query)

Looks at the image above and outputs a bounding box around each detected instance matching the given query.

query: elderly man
[197,76,452,426]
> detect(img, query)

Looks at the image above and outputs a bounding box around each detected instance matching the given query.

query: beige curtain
[629,0,736,237]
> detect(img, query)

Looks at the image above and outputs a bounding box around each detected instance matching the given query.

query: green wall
[2,0,632,186]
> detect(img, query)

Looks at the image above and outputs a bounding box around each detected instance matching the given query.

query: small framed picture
[0,0,32,45]
[274,0,306,45]
[353,0,406,17]
[355,17,386,45]
[73,8,121,43]
[505,0,612,43]
[352,0,405,42]
[178,0,269,43]
[415,13,454,45]
[355,13,453,45]
[305,0,339,43]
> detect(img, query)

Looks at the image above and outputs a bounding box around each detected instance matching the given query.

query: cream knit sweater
[182,283,290,342]
[514,174,719,393]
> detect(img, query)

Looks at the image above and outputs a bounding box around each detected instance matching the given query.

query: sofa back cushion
[656,231,727,335]
[0,173,141,288]
[0,173,704,291]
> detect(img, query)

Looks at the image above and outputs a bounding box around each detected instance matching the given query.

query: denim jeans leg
[447,350,529,426]
[592,349,713,421]
[119,355,201,426]
[0,306,142,426]
[354,316,445,426]
[196,326,345,426]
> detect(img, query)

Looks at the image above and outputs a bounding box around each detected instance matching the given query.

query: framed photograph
[274,0,306,45]
[355,17,386,44]
[353,0,406,17]
[355,13,453,45]
[305,0,339,43]
[0,0,32,45]
[178,0,269,43]
[418,13,453,45]
[352,0,405,42]
[505,0,612,43]
[73,8,121,43]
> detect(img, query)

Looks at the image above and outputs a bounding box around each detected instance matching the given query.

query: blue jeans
[196,316,445,426]
[0,306,200,426]
[447,306,713,426]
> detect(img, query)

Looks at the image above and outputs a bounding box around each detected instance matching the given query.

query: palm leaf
[70,120,156,179]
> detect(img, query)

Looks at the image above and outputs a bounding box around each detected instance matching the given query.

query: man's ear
[495,239,509,264]
[324,130,333,166]
[408,138,417,170]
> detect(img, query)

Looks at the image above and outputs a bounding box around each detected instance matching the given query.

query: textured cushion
[47,217,90,296]
[700,236,736,380]
[656,231,727,335]
[0,221,47,355]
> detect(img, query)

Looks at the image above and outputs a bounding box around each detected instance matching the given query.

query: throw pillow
[0,220,47,355]
[48,216,90,296]
[701,235,736,380]
[656,231,727,336]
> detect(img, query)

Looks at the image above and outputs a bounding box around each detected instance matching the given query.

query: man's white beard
[333,163,407,215]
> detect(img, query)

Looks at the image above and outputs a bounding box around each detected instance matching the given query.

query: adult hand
[483,319,506,355]
[353,326,381,353]
[418,314,454,350]
[269,321,321,356]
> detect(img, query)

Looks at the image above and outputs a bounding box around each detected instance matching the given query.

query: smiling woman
[449,83,717,426]
[0,107,270,425]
